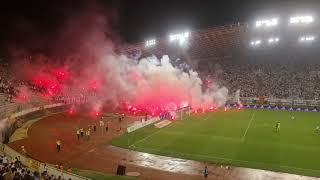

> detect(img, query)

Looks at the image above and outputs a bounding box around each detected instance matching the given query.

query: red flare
[68,108,75,115]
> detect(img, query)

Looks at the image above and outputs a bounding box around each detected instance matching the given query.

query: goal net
[175,106,191,120]
[159,106,191,121]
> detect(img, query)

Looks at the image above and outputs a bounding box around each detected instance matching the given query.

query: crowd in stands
[199,58,320,100]
[0,70,48,103]
[0,77,16,101]
[0,155,71,180]
[1,56,320,101]
[2,39,320,103]
[123,23,320,101]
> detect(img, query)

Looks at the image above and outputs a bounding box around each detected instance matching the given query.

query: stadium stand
[0,91,87,179]
[122,23,320,101]
[1,143,88,180]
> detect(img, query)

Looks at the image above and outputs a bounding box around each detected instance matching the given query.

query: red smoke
[9,3,229,116]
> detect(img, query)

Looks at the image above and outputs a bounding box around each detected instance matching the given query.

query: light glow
[268,37,280,44]
[250,40,262,46]
[169,31,190,45]
[300,35,315,42]
[256,18,278,28]
[145,39,156,47]
[290,16,314,24]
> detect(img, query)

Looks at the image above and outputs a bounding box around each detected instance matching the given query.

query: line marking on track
[242,112,255,142]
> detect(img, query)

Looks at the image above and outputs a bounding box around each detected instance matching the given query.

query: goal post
[176,106,191,120]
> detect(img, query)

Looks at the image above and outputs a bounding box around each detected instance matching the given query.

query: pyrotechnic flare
[9,7,229,114]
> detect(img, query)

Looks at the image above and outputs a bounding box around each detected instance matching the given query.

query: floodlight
[184,32,190,38]
[169,31,191,45]
[145,39,156,47]
[299,35,315,42]
[250,40,262,46]
[307,36,315,41]
[268,37,279,44]
[256,18,278,28]
[290,16,314,24]
[169,35,176,41]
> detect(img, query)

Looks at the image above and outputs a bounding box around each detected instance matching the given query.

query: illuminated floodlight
[300,35,315,42]
[145,39,156,47]
[169,31,190,45]
[250,40,262,46]
[268,37,280,44]
[290,16,314,24]
[256,18,278,28]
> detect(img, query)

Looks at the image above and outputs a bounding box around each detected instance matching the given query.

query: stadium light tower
[145,39,156,47]
[169,31,190,45]
[255,18,278,28]
[290,15,314,24]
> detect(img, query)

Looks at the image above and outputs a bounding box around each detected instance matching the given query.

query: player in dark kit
[56,140,61,152]
[76,129,80,140]
[275,122,280,132]
[105,123,109,132]
[80,128,84,137]
[93,123,97,132]
[203,166,208,178]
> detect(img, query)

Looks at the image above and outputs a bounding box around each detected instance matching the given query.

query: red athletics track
[8,112,205,180]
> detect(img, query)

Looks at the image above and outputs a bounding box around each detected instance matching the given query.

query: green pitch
[111,109,320,177]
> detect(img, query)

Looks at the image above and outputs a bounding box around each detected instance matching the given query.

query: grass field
[112,109,320,177]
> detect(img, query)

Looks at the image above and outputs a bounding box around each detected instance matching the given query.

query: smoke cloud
[8,2,229,114]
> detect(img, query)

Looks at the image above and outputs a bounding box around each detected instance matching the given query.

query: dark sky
[116,0,320,42]
[0,0,319,52]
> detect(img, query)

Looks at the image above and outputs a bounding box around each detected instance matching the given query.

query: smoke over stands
[9,4,229,116]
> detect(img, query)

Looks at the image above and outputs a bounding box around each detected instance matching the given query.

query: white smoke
[81,54,229,110]
[235,89,242,107]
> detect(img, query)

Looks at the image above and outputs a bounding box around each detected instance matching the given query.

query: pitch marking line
[203,117,209,121]
[129,123,175,148]
[242,112,255,142]
[132,145,320,174]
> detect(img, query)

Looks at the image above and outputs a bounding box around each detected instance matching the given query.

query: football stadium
[1,1,320,180]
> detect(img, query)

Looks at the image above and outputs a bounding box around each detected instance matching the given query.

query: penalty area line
[242,112,255,142]
[129,124,173,148]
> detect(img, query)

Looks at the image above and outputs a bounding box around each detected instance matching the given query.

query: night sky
[0,0,319,55]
